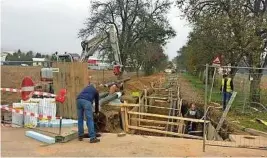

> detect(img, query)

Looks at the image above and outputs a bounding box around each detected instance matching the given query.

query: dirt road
[1,127,266,157]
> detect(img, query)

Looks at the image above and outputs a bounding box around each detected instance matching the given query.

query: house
[32,58,46,66]
[87,56,111,70]
[1,52,9,65]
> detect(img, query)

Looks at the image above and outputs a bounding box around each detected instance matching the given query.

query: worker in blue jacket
[76,76,100,143]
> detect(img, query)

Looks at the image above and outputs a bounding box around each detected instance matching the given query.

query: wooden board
[128,125,203,139]
[128,111,209,123]
[53,62,88,119]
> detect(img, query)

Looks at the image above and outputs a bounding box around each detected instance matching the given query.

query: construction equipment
[164,62,176,74]
[51,24,123,79]
[39,24,123,97]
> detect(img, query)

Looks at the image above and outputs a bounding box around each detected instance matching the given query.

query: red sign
[55,88,67,103]
[212,56,221,65]
[21,77,35,101]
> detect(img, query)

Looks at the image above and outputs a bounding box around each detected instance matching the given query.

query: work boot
[90,137,100,143]
[83,133,101,138]
[78,136,83,141]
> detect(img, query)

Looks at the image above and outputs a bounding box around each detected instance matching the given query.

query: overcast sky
[1,0,191,60]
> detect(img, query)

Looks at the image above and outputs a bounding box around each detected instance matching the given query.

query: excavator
[52,24,123,79]
[40,24,124,94]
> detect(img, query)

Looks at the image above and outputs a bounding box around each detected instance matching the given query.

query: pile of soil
[95,73,166,133]
[124,73,165,95]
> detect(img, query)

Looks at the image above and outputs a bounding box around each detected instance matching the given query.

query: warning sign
[21,77,34,101]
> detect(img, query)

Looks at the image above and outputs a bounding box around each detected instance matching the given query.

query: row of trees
[5,49,53,65]
[78,0,176,75]
[174,0,267,102]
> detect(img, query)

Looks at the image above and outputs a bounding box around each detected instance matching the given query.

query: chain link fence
[204,65,267,150]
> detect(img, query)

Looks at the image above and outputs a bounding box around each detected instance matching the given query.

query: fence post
[102,69,104,83]
[242,78,247,113]
[209,67,217,102]
[124,105,129,132]
[59,117,62,135]
[203,63,209,152]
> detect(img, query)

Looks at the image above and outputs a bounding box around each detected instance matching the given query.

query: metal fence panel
[204,65,267,150]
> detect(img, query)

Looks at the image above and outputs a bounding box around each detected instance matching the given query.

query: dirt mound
[125,73,164,95]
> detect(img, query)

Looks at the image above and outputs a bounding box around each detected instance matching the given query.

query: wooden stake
[124,105,129,132]
[120,107,126,131]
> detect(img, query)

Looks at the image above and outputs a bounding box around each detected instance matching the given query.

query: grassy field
[182,72,267,132]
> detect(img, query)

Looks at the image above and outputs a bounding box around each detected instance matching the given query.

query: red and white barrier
[1,105,61,120]
[1,88,67,103]
[0,88,56,97]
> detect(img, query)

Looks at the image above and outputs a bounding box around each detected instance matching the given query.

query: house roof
[32,58,46,62]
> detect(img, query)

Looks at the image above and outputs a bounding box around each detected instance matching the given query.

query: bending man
[76,76,100,143]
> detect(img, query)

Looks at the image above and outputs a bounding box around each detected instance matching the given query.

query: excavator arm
[80,32,108,62]
[80,24,123,79]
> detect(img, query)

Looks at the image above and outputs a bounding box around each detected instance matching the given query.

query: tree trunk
[136,68,139,77]
[199,70,203,80]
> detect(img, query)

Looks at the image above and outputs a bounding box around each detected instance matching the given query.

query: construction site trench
[95,73,214,140]
[97,72,244,142]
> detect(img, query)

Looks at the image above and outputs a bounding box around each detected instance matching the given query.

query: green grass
[182,72,267,132]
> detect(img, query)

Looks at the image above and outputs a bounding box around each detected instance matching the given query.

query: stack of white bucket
[38,98,57,127]
[24,103,39,128]
[12,98,57,128]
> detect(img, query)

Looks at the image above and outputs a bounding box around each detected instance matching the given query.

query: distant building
[1,52,9,65]
[32,58,46,66]
[88,56,101,65]
[87,56,111,70]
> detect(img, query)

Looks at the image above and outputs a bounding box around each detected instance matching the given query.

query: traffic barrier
[1,105,61,120]
[0,88,56,97]
[1,87,67,103]
[22,98,57,121]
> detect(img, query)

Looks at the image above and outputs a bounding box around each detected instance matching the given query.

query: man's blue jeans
[76,99,96,140]
[222,92,232,110]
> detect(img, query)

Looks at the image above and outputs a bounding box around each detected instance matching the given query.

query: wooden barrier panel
[53,62,88,119]
[128,111,209,123]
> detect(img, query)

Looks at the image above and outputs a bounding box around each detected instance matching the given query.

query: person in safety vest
[220,73,234,110]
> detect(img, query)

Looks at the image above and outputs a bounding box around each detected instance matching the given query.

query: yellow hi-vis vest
[221,78,232,92]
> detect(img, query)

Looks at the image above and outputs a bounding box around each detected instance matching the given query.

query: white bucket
[24,103,39,128]
[12,103,24,127]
